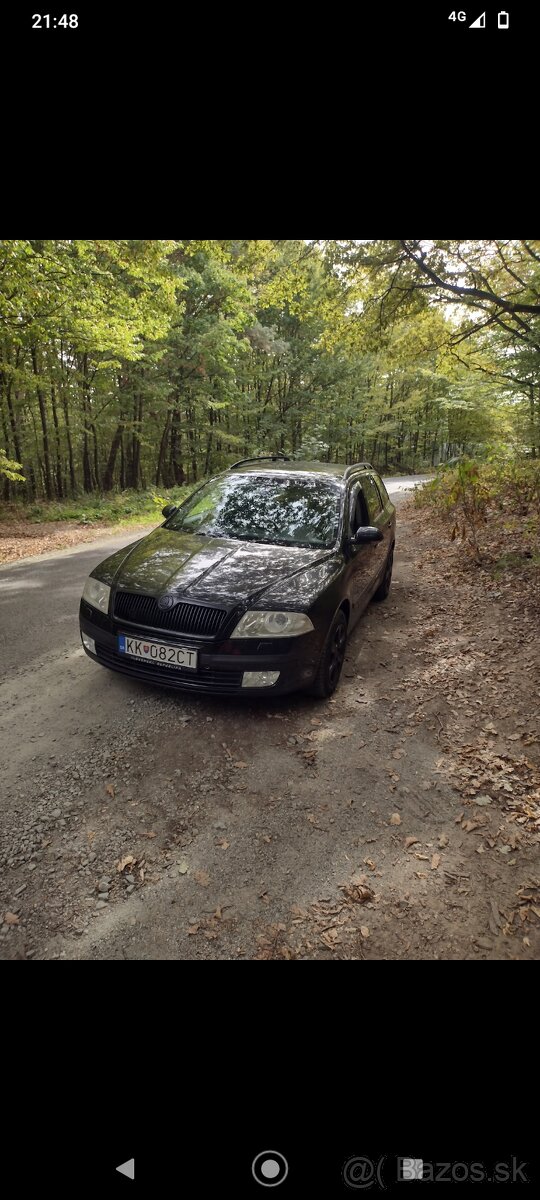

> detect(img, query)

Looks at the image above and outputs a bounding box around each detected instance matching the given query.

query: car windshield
[165,473,342,548]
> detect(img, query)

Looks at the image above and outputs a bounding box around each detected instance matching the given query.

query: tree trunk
[5,348,23,466]
[62,392,77,495]
[50,385,64,498]
[155,410,171,486]
[31,346,54,500]
[0,388,12,500]
[187,406,197,481]
[530,385,537,458]
[120,434,126,489]
[102,418,125,491]
[80,352,96,492]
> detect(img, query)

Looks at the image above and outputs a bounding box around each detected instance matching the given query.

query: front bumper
[79,604,321,696]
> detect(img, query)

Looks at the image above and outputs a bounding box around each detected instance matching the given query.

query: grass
[0,487,191,528]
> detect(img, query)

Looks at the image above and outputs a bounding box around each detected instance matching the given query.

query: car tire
[373,545,394,602]
[307,608,348,698]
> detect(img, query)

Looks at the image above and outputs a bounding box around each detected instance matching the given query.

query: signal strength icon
[470,11,486,26]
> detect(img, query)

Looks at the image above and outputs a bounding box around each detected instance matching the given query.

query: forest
[1,239,539,504]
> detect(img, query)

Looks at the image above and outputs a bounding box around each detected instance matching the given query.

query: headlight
[82,576,111,615]
[230,610,314,638]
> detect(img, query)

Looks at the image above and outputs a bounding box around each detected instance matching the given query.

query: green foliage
[415,457,540,564]
[0,448,25,481]
[1,239,539,507]
[0,487,190,527]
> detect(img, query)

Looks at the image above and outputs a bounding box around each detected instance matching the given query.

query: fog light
[81,633,96,655]
[241,670,280,688]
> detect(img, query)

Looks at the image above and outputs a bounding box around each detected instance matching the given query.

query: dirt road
[1,484,538,960]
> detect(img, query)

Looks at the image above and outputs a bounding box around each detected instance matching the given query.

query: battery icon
[498,10,509,27]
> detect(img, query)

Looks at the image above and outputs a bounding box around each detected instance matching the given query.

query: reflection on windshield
[166,474,342,548]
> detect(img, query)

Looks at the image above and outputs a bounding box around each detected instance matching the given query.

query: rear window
[361,475,383,522]
[372,473,390,506]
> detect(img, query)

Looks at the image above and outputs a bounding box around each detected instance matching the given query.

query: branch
[399,240,540,315]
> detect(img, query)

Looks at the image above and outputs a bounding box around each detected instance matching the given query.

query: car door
[345,480,379,622]
[358,472,391,595]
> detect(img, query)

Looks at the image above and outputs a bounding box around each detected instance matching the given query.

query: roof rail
[343,462,373,479]
[228,455,291,469]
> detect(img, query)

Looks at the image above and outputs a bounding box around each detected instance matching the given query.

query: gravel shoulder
[1,500,538,961]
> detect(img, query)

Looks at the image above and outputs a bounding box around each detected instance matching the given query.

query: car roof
[226,459,372,480]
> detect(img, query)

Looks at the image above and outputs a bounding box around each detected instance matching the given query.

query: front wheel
[307,609,348,698]
[373,545,394,602]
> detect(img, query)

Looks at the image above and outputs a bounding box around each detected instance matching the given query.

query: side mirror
[353,526,384,544]
[162,504,177,519]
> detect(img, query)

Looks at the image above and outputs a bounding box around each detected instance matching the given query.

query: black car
[79,457,396,698]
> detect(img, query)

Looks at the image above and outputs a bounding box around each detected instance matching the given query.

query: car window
[165,473,343,549]
[360,475,383,523]
[372,473,390,506]
[349,483,368,533]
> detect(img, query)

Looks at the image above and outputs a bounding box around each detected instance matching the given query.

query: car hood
[95,528,336,606]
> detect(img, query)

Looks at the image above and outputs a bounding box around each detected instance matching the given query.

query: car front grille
[96,645,243,692]
[113,590,227,638]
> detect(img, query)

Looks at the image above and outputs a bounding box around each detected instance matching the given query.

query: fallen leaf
[360,925,370,938]
[462,820,479,832]
[187,925,200,935]
[431,853,441,870]
[3,912,19,925]
[216,838,230,851]
[117,854,136,873]
[194,870,210,886]
[523,937,531,947]
[438,834,449,848]
[454,812,464,824]
[389,813,401,826]
[339,882,374,905]
[106,783,115,798]
[233,761,248,769]
[415,853,430,861]
[139,868,145,882]
[405,836,420,849]
[472,795,492,806]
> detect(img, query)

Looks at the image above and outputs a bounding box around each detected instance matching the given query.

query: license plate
[118,634,198,671]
